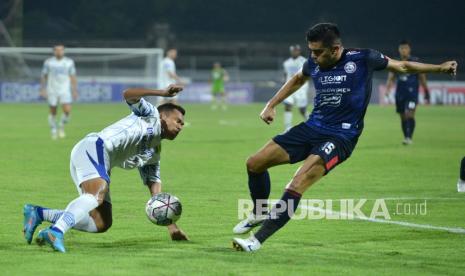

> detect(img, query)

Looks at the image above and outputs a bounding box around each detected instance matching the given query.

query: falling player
[283,45,309,130]
[40,44,78,139]
[159,48,184,104]
[23,85,188,253]
[210,62,229,110]
[385,40,431,145]
[232,23,457,252]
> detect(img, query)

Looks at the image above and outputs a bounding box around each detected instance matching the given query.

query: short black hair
[157,102,186,116]
[399,39,410,46]
[306,23,341,47]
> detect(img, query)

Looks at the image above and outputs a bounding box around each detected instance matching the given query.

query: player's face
[54,46,65,59]
[160,110,184,140]
[168,50,178,59]
[398,44,411,59]
[308,41,339,68]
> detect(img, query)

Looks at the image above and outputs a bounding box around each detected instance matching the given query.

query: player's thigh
[80,178,109,204]
[246,140,290,173]
[48,93,58,109]
[70,136,111,203]
[286,154,326,194]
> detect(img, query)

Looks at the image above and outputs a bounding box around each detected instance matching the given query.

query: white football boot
[232,234,261,252]
[402,138,413,145]
[58,127,66,138]
[457,179,465,193]
[233,213,267,234]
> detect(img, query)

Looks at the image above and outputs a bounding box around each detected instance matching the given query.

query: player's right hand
[260,104,276,124]
[164,84,183,97]
[440,60,457,76]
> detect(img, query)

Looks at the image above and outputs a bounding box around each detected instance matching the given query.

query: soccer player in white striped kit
[23,84,188,253]
[282,45,309,131]
[40,44,78,139]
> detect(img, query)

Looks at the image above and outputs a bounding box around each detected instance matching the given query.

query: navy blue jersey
[395,56,420,99]
[302,48,388,140]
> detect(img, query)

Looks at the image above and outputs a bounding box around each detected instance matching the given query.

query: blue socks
[254,189,302,243]
[248,170,271,216]
[402,118,416,139]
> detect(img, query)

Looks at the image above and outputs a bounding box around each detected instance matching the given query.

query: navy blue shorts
[395,97,418,114]
[273,123,357,173]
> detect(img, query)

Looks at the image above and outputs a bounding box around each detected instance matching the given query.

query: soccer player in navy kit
[232,23,458,252]
[386,40,431,145]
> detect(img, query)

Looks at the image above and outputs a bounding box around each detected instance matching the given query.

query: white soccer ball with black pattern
[145,193,182,226]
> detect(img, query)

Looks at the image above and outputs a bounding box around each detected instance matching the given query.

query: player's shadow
[80,236,198,250]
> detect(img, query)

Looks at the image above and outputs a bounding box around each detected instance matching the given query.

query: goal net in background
[0,47,163,103]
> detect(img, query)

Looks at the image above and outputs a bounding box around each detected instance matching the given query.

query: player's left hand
[167,224,189,241]
[164,84,184,97]
[440,61,458,76]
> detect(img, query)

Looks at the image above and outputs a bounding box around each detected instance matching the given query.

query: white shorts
[48,92,72,106]
[70,135,111,202]
[283,86,308,108]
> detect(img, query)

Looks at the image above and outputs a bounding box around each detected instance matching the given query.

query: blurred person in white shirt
[40,44,78,139]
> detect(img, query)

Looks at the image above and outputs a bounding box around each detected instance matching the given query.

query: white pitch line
[312,197,465,201]
[300,205,465,234]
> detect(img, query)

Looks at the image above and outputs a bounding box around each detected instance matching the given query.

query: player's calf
[89,202,113,233]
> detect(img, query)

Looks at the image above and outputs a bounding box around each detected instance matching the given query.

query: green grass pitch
[0,103,464,275]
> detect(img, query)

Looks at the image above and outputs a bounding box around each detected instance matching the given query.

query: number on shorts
[323,142,335,154]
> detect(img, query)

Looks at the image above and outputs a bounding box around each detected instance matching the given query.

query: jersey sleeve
[69,60,76,75]
[301,60,311,76]
[138,162,161,185]
[127,97,157,117]
[41,60,49,76]
[366,49,389,71]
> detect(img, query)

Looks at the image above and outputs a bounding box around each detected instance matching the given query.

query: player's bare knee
[246,155,264,173]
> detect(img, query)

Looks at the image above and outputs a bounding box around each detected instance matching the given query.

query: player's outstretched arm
[146,181,189,241]
[387,58,457,76]
[260,72,309,124]
[123,84,183,104]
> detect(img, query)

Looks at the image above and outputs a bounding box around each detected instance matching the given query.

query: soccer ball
[145,193,182,226]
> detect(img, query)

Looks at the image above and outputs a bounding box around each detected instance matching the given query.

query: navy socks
[248,170,271,216]
[254,189,302,243]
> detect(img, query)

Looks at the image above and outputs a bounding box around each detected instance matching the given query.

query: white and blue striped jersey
[88,98,162,184]
[42,56,76,94]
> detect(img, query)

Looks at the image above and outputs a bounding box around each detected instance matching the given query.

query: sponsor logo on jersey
[344,62,357,73]
[346,51,360,56]
[319,75,347,85]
